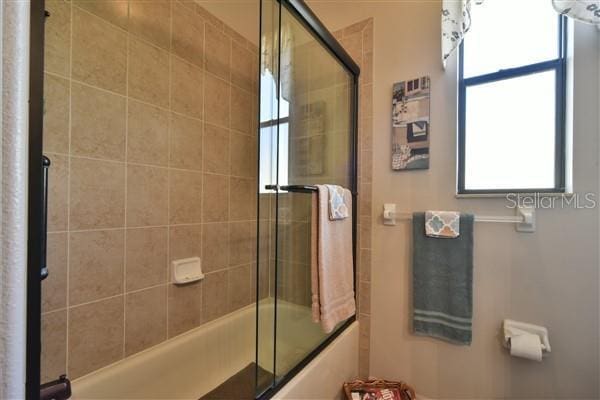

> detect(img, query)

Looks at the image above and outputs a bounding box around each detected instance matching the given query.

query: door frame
[27,0,47,398]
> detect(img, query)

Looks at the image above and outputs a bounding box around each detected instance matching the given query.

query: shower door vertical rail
[27,1,47,398]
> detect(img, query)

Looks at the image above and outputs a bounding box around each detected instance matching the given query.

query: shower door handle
[41,155,50,280]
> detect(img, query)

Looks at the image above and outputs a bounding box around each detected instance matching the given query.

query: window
[259,71,289,193]
[458,0,567,194]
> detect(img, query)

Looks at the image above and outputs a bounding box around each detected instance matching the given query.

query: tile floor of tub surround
[41,0,262,382]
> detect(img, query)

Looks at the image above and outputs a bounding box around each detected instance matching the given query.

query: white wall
[309,1,600,398]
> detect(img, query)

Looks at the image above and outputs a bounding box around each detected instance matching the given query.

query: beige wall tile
[202,173,229,222]
[168,282,202,337]
[202,270,228,323]
[256,257,269,300]
[45,0,71,77]
[229,221,255,266]
[195,4,224,30]
[128,37,170,108]
[168,224,202,262]
[73,0,128,29]
[359,83,372,119]
[125,286,167,356]
[230,132,256,178]
[201,223,229,272]
[360,116,373,151]
[126,227,168,291]
[204,73,230,128]
[229,177,255,221]
[205,23,231,80]
[359,183,371,217]
[127,100,169,166]
[230,86,253,135]
[72,8,127,94]
[171,56,204,119]
[68,296,124,379]
[126,165,168,227]
[47,154,69,232]
[42,233,68,313]
[228,263,253,311]
[69,229,124,305]
[363,52,373,84]
[231,41,253,92]
[69,157,125,230]
[169,113,203,170]
[71,82,126,161]
[43,74,69,154]
[279,222,310,264]
[359,216,371,249]
[340,33,363,67]
[169,169,203,224]
[203,123,230,174]
[359,249,371,282]
[358,281,370,314]
[41,310,67,382]
[171,1,204,67]
[129,0,171,50]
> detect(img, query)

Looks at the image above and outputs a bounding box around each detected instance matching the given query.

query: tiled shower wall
[335,19,374,379]
[41,0,259,381]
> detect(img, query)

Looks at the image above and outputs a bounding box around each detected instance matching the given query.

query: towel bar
[265,184,359,196]
[382,204,536,232]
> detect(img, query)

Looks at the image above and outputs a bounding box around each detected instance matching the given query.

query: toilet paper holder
[503,319,551,353]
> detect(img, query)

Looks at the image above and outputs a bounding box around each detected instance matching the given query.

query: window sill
[456,192,573,199]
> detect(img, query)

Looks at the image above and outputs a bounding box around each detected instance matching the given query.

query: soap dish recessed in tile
[172,257,204,285]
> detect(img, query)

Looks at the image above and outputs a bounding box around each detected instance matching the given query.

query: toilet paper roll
[510,333,543,361]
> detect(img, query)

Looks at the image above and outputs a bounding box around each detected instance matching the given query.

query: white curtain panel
[441,0,483,68]
[0,1,30,398]
[553,0,600,25]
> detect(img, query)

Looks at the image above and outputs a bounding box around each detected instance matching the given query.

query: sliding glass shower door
[256,0,358,395]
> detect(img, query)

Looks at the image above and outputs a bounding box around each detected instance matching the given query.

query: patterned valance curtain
[260,21,294,101]
[552,0,600,25]
[441,0,483,68]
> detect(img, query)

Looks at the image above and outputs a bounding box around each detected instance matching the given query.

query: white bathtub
[72,299,334,399]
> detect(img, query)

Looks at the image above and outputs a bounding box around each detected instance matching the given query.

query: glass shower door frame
[256,0,360,398]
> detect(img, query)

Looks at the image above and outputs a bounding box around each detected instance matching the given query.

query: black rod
[27,0,46,397]
[265,184,318,193]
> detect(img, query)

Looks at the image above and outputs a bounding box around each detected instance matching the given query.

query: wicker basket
[343,379,416,400]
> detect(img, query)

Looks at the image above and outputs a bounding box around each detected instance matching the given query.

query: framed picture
[391,76,431,170]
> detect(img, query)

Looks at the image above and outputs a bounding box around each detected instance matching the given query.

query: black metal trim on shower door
[256,0,360,399]
[282,0,360,76]
[27,0,47,399]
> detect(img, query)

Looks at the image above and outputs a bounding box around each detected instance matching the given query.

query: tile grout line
[64,0,73,377]
[166,0,174,339]
[44,69,258,138]
[199,11,208,325]
[122,7,131,360]
[43,152,258,181]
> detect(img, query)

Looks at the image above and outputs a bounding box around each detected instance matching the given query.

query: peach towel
[311,185,356,333]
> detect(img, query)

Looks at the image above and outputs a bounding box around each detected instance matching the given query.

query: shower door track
[256,0,360,399]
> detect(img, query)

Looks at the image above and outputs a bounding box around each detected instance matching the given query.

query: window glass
[463,0,559,78]
[259,71,289,193]
[464,71,556,190]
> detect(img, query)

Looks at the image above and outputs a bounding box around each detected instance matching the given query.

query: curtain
[260,20,294,102]
[441,0,483,68]
[553,0,600,25]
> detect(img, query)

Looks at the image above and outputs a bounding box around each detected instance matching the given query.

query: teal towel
[412,212,474,345]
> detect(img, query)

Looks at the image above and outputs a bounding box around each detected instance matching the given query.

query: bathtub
[72,299,333,399]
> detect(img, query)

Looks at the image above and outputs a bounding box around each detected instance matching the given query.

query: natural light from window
[259,70,289,193]
[461,0,564,192]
